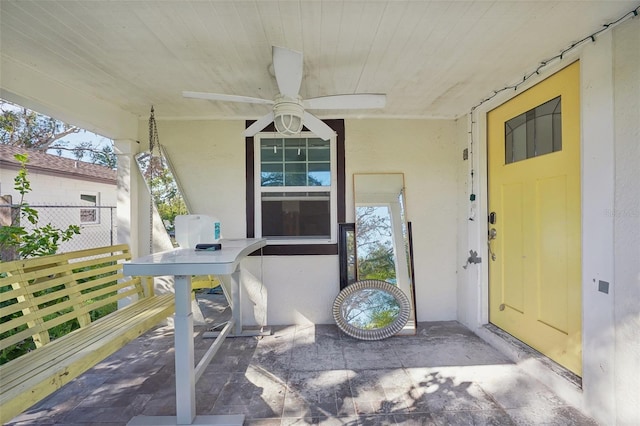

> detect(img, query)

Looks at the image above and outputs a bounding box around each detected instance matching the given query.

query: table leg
[128,274,245,426]
[230,270,242,336]
[174,274,196,424]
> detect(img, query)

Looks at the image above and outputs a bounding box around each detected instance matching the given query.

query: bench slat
[0,285,142,350]
[1,277,142,328]
[17,264,122,296]
[0,280,140,340]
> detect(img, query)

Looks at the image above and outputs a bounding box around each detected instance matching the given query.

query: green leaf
[13,153,28,163]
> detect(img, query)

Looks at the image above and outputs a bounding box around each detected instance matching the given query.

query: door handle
[488,228,497,261]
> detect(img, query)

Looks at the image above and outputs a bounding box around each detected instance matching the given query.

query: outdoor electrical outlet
[598,280,610,294]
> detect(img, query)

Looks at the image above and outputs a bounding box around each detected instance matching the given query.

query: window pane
[309,163,330,186]
[285,148,306,161]
[308,139,330,161]
[505,96,562,164]
[80,209,97,223]
[284,163,306,186]
[535,114,554,156]
[261,164,283,186]
[81,194,97,203]
[284,138,307,161]
[553,112,562,151]
[261,139,284,162]
[505,114,525,164]
[512,121,527,162]
[261,192,330,238]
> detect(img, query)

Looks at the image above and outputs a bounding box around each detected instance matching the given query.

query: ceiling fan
[182,46,386,141]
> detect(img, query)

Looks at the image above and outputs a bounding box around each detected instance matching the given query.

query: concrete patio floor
[7,292,598,426]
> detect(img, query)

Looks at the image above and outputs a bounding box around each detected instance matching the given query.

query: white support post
[174,275,196,425]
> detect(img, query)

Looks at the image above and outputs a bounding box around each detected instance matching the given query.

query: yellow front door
[487,61,582,376]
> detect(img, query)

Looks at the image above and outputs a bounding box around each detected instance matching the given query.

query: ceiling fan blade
[272,46,303,98]
[304,94,386,110]
[302,111,335,141]
[244,112,275,137]
[182,91,273,105]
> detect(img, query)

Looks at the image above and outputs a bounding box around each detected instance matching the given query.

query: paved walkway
[8,293,597,425]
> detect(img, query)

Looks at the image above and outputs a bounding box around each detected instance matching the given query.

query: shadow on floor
[8,293,597,426]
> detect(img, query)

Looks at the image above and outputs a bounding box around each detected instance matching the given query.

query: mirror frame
[332,279,411,340]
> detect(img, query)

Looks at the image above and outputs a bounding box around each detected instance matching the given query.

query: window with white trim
[254,133,337,245]
[80,192,100,224]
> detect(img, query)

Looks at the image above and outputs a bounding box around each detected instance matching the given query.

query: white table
[124,238,266,426]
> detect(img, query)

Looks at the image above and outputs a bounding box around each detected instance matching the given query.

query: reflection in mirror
[135,145,190,244]
[354,173,415,333]
[342,287,399,328]
[333,280,410,340]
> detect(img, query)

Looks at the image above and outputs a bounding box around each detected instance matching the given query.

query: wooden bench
[0,244,175,424]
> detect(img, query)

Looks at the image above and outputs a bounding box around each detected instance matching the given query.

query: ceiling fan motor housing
[273,96,304,135]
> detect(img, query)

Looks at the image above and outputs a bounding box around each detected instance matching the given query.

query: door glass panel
[505,96,562,164]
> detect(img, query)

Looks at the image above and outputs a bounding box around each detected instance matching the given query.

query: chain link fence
[20,205,117,253]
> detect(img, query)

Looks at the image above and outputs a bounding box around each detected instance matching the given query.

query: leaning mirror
[333,173,416,339]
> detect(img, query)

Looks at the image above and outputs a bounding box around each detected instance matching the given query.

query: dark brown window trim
[246,119,345,256]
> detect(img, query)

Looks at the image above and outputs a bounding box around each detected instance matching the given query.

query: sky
[48,130,113,161]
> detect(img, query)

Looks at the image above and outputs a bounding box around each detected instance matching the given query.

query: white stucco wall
[581,28,618,424]
[135,118,459,325]
[346,119,459,321]
[139,120,248,238]
[612,18,640,425]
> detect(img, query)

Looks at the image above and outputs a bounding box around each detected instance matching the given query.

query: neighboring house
[0,145,117,252]
[0,3,638,425]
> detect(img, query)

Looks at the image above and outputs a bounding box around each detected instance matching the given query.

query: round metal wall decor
[332,279,411,340]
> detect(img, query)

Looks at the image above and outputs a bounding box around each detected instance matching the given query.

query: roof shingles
[0,145,116,185]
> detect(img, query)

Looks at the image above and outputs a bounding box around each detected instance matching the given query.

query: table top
[123,238,266,276]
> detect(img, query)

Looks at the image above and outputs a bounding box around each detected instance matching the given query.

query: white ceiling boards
[1,1,637,122]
